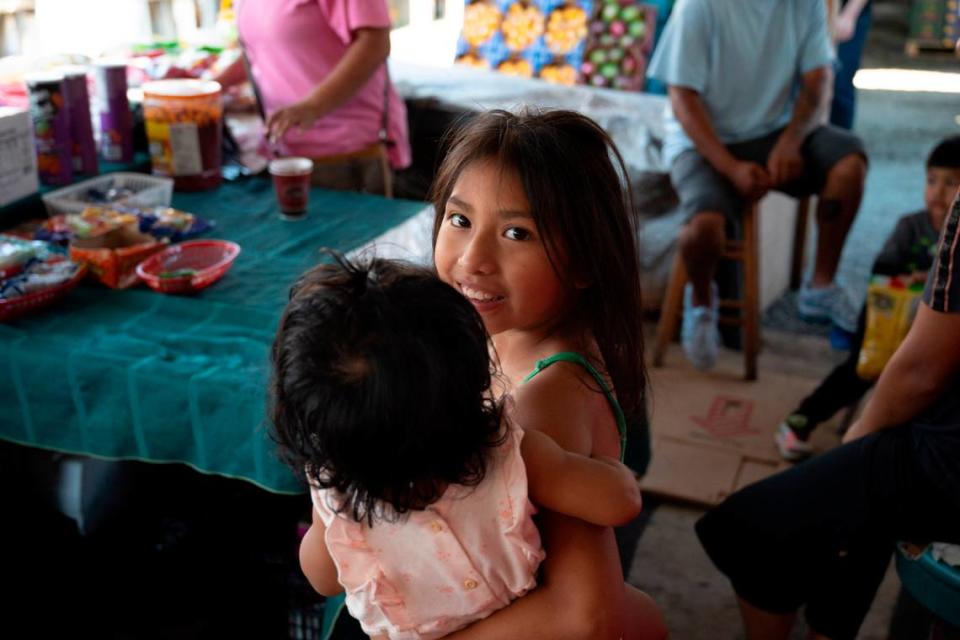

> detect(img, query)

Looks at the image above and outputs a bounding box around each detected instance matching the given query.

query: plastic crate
[896,543,960,628]
[41,172,174,216]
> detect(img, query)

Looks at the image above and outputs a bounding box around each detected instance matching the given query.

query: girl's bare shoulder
[508,362,598,455]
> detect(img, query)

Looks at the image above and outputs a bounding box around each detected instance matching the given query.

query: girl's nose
[458,231,496,274]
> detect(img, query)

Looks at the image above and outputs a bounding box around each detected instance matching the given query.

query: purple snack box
[60,67,99,176]
[94,61,133,163]
[26,72,73,186]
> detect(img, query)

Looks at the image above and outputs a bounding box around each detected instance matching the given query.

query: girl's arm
[444,511,626,640]
[521,428,642,527]
[299,507,344,596]
[444,367,630,639]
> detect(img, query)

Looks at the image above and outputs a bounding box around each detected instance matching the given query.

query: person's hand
[266,98,322,144]
[834,12,857,43]
[726,161,772,201]
[767,134,805,186]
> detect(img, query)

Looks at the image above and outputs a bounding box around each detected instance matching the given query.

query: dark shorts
[695,427,960,640]
[670,125,866,228]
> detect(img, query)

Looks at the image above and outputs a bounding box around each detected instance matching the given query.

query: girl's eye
[448,213,470,228]
[504,227,532,241]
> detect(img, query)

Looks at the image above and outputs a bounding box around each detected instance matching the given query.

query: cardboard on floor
[640,349,850,506]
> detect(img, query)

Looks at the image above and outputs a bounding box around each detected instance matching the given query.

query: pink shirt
[238,0,411,168]
[312,426,545,639]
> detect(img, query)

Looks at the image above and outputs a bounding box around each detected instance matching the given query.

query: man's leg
[811,153,866,287]
[679,211,726,307]
[789,126,868,330]
[670,150,743,370]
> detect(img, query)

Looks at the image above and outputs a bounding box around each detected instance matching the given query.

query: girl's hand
[267,99,322,144]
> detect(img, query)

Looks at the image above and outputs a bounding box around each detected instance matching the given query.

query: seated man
[648,0,868,370]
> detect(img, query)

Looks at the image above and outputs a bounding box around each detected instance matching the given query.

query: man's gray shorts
[670,125,866,230]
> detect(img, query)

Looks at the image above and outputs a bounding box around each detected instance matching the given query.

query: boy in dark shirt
[776,135,960,461]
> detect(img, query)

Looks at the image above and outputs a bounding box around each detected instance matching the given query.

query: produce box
[0,107,39,208]
[579,0,657,91]
[907,0,959,51]
[456,1,594,85]
[455,0,658,91]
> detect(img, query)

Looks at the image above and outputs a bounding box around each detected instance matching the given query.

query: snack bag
[857,277,924,380]
[69,222,167,289]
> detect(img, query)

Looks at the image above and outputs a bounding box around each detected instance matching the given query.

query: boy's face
[925,166,960,231]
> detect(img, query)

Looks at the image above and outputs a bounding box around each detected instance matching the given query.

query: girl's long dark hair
[430,109,647,443]
[270,253,505,524]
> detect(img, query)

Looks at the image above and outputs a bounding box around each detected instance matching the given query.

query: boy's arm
[299,507,344,596]
[872,217,913,276]
[521,429,642,527]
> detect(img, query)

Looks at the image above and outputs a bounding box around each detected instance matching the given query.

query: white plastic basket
[41,172,174,216]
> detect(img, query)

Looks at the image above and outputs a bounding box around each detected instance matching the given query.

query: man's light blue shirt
[647,0,834,166]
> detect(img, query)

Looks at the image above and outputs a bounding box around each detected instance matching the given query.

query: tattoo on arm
[819,198,843,223]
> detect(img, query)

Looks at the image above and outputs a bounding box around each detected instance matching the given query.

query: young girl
[431,109,664,639]
[271,253,645,640]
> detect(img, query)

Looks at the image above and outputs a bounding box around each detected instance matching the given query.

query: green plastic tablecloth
[0,177,429,493]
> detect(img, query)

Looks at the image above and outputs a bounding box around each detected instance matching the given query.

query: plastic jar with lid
[143,79,222,191]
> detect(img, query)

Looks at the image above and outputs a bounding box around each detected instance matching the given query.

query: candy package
[0,234,54,278]
[857,276,924,380]
[69,224,168,289]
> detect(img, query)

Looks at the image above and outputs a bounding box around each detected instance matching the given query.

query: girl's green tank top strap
[522,351,628,462]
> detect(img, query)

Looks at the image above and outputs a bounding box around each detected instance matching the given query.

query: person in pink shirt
[215,0,411,196]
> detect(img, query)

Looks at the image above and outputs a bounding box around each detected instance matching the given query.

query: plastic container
[25,71,73,186]
[136,239,240,294]
[93,60,133,163]
[0,263,86,322]
[58,66,98,176]
[42,172,174,216]
[142,79,223,191]
[896,544,960,627]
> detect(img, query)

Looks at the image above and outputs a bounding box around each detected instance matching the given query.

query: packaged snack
[857,277,924,380]
[0,235,52,277]
[26,72,73,186]
[69,224,168,289]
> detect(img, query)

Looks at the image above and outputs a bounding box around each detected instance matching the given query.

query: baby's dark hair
[928,136,960,169]
[429,109,647,439]
[270,252,504,524]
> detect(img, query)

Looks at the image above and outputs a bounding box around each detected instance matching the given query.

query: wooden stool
[653,202,761,380]
[790,196,811,290]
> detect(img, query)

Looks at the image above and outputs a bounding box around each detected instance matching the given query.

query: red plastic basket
[135,240,240,295]
[0,263,87,322]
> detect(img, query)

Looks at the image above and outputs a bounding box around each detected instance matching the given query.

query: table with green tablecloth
[0,177,431,494]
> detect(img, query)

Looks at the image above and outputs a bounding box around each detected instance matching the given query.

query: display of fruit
[463,1,503,47]
[539,62,578,85]
[497,57,535,78]
[456,52,492,70]
[501,2,545,51]
[544,4,589,54]
[579,0,654,91]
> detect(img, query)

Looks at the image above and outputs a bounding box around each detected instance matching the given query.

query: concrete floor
[627,3,959,637]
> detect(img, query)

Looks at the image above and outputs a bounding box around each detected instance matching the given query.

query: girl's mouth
[459,283,505,311]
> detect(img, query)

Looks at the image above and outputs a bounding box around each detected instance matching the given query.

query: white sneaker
[798,283,858,333]
[681,283,720,371]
